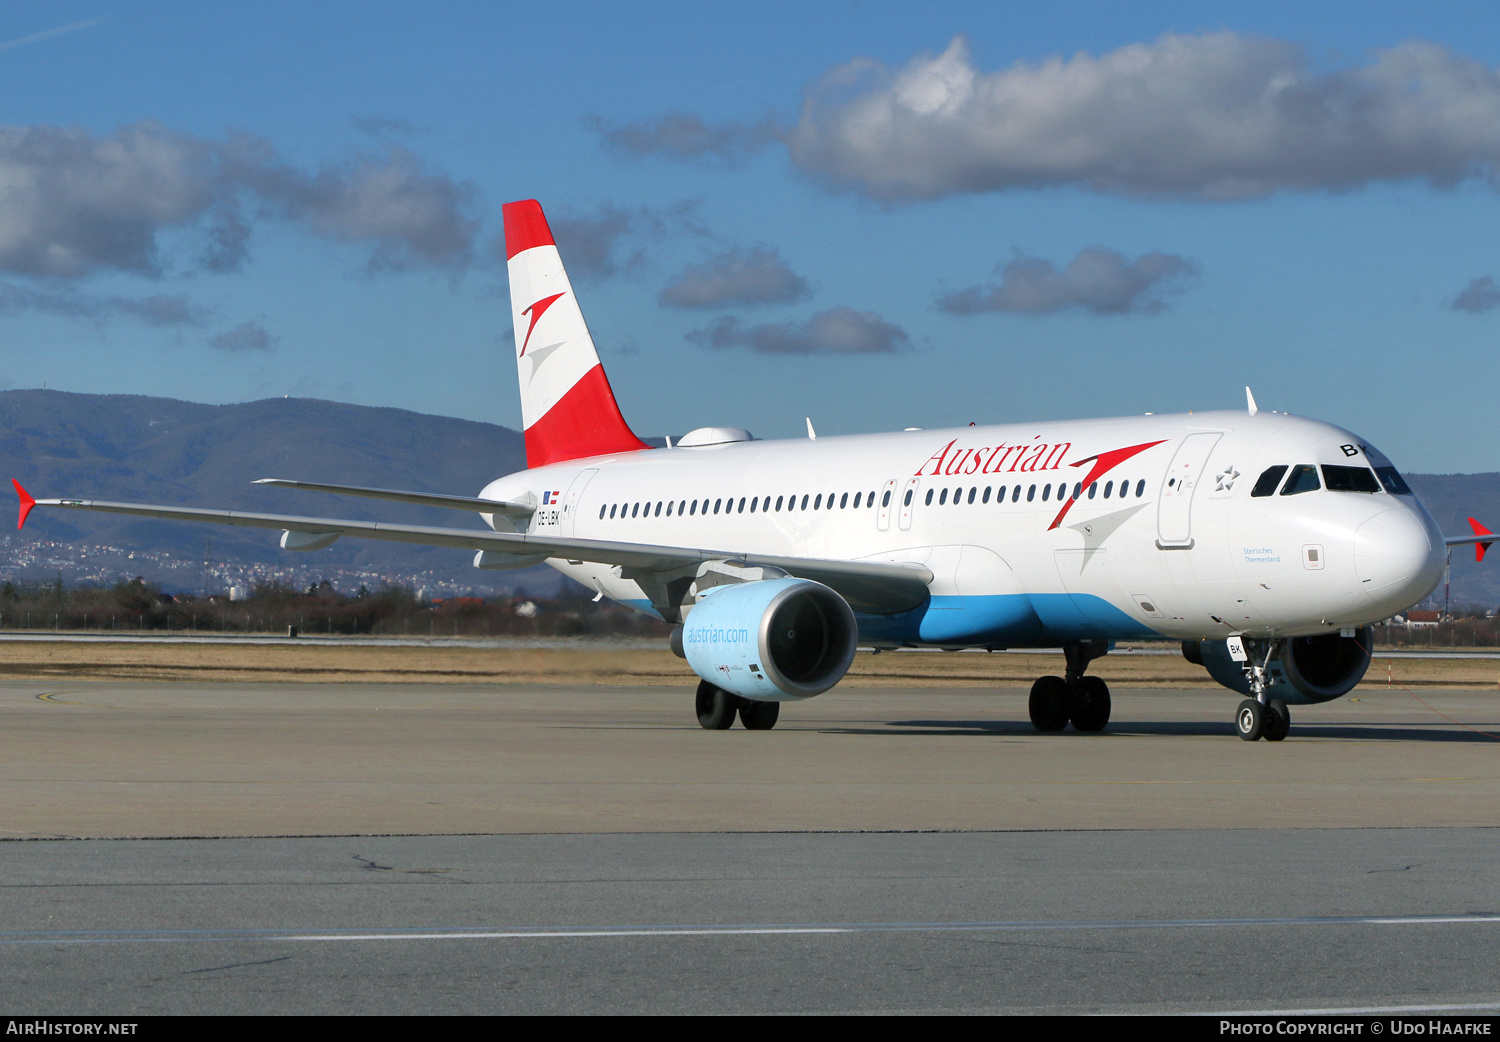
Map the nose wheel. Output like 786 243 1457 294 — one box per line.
1236 697 1289 742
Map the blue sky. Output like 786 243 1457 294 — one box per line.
2 1 1498 471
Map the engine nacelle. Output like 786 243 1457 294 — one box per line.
1190 627 1374 705
678 578 857 702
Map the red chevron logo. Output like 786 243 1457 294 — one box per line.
519 292 565 357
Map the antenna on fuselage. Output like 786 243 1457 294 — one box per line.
1246 387 1259 416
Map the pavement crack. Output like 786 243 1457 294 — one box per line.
182 955 293 975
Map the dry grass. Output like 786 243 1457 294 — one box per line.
2 639 1498 689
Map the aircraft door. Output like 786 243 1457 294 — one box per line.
876 478 897 532
1156 433 1221 549
562 468 598 537
898 477 920 531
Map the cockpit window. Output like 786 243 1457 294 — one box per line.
1321 465 1381 494
1280 464 1321 496
1250 465 1288 498
1374 466 1412 495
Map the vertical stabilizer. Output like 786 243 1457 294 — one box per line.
502 199 649 468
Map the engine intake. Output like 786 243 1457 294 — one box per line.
678 578 857 701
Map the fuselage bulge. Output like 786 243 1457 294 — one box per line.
480 411 1445 650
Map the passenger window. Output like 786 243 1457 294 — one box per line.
749 497 757 513
1012 486 1021 502
853 492 862 508
940 488 949 505
814 494 822 510
1375 466 1412 495
598 505 606 520
982 487 991 504
1027 484 1036 502
776 496 784 511
714 499 722 514
840 493 848 509
631 503 640 518
1280 464 1321 496
903 489 913 506
868 491 876 507
689 500 697 516
738 497 746 513
967 487 976 504
1103 480 1113 498
1135 479 1145 497
925 489 934 506
1041 484 1050 502
1250 465 1288 498
678 500 686 515
800 494 809 510
1088 482 1097 499
667 501 674 516
654 502 662 517
1322 465 1381 494
882 490 892 507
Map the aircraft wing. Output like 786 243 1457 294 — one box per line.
12 484 932 614
251 478 535 518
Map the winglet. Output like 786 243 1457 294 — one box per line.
13 479 35 530
1468 517 1494 562
1246 386 1258 416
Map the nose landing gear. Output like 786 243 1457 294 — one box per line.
1028 640 1112 733
1237 639 1290 742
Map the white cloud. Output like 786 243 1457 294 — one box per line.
1451 276 1500 314
0 122 479 279
659 247 810 308
939 248 1196 316
687 306 908 354
785 34 1500 201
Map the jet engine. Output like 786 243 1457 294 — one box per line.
1187 627 1374 704
674 578 857 701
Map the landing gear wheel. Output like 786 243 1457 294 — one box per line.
1070 676 1111 732
1029 675 1071 732
1236 699 1265 741
695 680 739 730
1263 699 1290 742
739 699 780 730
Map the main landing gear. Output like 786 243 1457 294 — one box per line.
1028 640 1112 733
695 679 780 730
1236 638 1289 742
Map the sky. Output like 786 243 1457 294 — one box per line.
2 0 1498 471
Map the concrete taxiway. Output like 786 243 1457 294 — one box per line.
1 679 1497 1013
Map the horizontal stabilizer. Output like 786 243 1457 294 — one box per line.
253 479 533 517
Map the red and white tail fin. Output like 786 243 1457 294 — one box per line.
502 199 648 469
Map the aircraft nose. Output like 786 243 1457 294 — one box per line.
1354 508 1444 609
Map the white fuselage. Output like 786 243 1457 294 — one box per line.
480 410 1446 648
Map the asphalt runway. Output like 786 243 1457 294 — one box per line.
2 830 1498 1015
1 679 1498 1014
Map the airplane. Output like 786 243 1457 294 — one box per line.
11 199 1494 742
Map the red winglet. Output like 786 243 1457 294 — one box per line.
12 479 35 530
1468 517 1494 562
502 199 555 260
